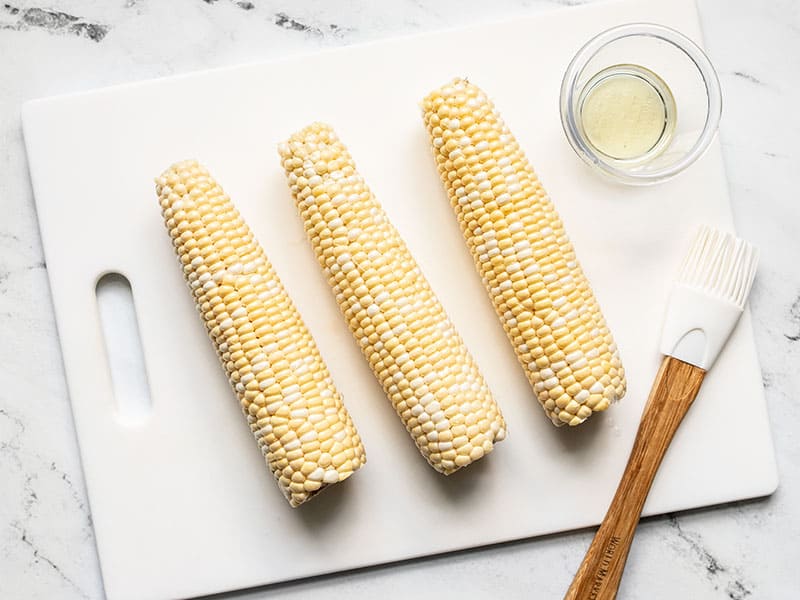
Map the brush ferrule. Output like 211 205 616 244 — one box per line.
660 283 743 370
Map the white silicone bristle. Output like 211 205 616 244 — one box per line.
677 226 759 309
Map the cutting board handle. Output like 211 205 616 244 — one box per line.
96 271 153 424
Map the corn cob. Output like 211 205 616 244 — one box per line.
155 160 366 507
278 123 506 474
421 79 625 426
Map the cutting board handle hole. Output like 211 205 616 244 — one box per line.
96 273 153 426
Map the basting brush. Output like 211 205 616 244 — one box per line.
565 226 759 600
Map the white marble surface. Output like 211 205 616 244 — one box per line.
0 1 797 598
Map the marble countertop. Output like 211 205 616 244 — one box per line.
1 1 797 598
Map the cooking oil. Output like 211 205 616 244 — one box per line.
578 64 676 162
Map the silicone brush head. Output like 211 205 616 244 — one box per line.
660 226 759 370
677 226 759 309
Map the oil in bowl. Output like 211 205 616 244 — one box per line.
559 23 722 185
578 65 676 163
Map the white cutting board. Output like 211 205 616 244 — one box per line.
22 0 778 598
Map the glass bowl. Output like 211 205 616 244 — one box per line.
560 23 722 185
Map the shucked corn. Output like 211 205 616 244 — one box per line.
156 160 365 507
278 123 506 474
422 79 626 426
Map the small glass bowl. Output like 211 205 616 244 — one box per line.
560 23 722 185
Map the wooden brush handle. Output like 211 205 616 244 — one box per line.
565 356 706 600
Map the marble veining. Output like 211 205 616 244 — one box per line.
665 515 753 600
784 293 800 342
732 71 764 86
202 0 255 10
0 3 108 41
1 1 798 599
272 12 348 37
